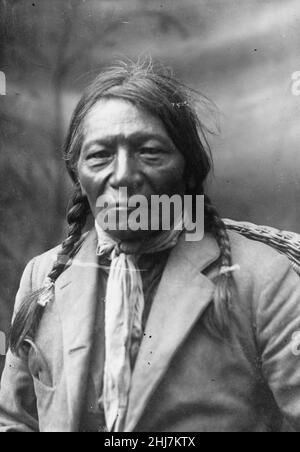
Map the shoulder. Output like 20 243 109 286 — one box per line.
219 231 300 341
228 229 289 267
24 232 90 291
226 230 298 296
228 229 293 271
26 244 62 291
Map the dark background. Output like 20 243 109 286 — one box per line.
1 0 300 373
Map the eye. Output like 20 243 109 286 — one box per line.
86 150 114 163
139 147 165 158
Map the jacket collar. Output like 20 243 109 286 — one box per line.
55 229 220 431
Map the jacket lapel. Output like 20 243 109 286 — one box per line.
55 229 100 432
124 233 220 431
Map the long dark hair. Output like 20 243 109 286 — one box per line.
10 58 233 353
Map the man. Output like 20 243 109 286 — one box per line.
0 59 300 432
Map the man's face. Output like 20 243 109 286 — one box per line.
77 98 186 240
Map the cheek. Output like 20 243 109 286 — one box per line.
151 156 186 195
77 163 105 204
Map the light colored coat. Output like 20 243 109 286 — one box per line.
0 229 300 432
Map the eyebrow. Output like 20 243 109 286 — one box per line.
82 132 175 154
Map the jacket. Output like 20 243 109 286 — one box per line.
0 229 300 432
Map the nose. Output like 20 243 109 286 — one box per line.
109 148 143 193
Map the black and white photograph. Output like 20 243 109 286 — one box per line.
0 0 300 435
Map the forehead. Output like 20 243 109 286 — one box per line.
83 98 169 141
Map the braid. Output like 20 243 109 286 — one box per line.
204 195 234 337
10 186 91 355
47 187 91 282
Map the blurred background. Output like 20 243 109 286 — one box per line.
1 0 300 373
